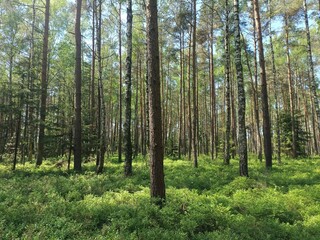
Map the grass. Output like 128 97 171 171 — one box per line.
0 155 320 239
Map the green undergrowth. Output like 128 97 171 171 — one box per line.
0 156 320 239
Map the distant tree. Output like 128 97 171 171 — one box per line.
146 0 166 204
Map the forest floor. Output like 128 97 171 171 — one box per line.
0 155 320 239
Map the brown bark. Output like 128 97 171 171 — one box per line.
192 0 198 168
304 0 320 154
74 0 82 171
118 2 123 163
146 0 165 203
253 0 272 168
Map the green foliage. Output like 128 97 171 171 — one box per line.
279 111 310 157
1 157 320 239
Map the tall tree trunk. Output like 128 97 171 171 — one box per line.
124 0 133 176
178 31 183 159
253 0 272 168
187 27 192 161
209 24 216 160
192 0 198 168
268 0 281 163
24 0 36 163
284 13 297 158
304 0 320 155
96 0 106 174
36 0 50 167
234 0 248 177
74 0 82 171
252 12 262 161
224 0 231 165
146 0 165 204
118 2 123 163
91 0 97 165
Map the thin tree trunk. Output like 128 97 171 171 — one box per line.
124 0 133 176
187 27 192 161
74 0 82 171
146 0 166 204
253 0 272 168
118 2 123 163
252 10 262 161
224 0 231 165
192 0 198 168
304 0 320 155
36 0 50 167
96 0 106 174
268 0 281 163
234 0 248 177
91 0 97 165
284 13 297 158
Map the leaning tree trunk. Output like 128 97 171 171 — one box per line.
74 0 82 171
146 0 166 204
234 0 248 177
253 0 272 168
124 0 133 176
36 0 50 167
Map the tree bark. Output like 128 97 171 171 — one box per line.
146 0 165 204
74 0 82 171
36 0 50 167
118 2 123 163
234 0 248 177
268 0 281 163
224 0 231 165
253 0 272 168
192 0 198 168
303 0 320 155
124 0 133 176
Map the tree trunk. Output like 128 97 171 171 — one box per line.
91 0 97 165
192 0 198 168
224 0 231 165
234 0 248 177
74 0 82 171
253 0 272 168
118 2 123 163
304 0 320 155
284 13 297 158
268 0 281 163
124 0 133 176
252 12 262 162
36 0 50 167
146 0 165 204
96 0 106 174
